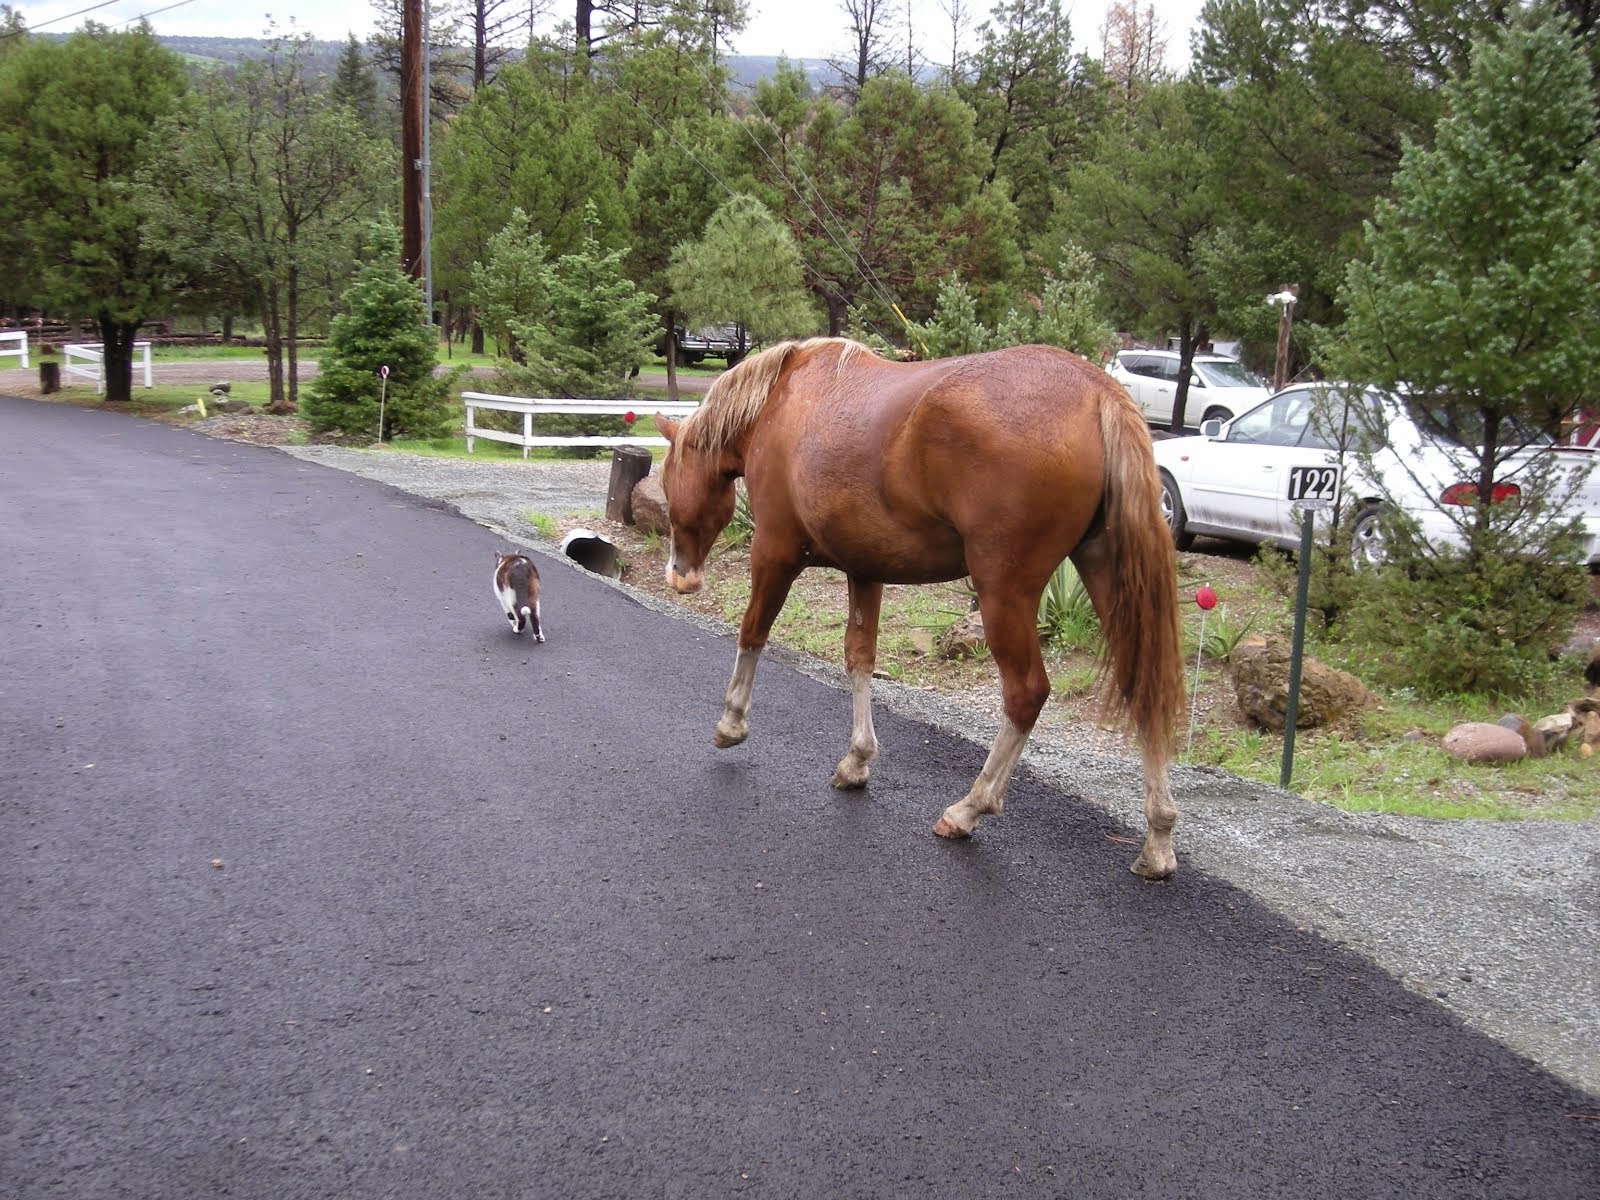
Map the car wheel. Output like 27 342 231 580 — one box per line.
1159 471 1195 551
1201 405 1233 425
723 350 746 368
1350 504 1388 568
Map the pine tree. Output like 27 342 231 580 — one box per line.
1326 12 1600 694
302 225 461 439
666 195 819 349
501 202 659 399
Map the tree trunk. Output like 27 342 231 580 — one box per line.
262 288 289 413
285 260 301 411
1169 321 1205 434
98 315 139 403
471 313 485 355
575 0 594 61
826 295 846 337
663 309 679 402
222 313 235 342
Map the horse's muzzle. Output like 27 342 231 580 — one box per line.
667 565 704 594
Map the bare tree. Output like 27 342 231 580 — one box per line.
465 0 551 86
936 0 971 85
1100 1 1166 95
832 0 902 95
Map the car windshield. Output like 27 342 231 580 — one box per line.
1195 360 1267 389
1400 397 1559 450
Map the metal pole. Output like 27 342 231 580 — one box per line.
1279 508 1315 788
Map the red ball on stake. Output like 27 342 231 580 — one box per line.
1195 586 1217 611
624 410 636 424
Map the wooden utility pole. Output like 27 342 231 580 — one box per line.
1270 284 1299 392
400 0 425 282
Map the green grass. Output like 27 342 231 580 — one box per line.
1188 684 1599 820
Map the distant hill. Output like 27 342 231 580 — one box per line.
40 30 837 100
136 35 832 91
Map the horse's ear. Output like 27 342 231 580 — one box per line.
654 414 680 443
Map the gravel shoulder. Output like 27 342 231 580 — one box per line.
275 444 1600 1101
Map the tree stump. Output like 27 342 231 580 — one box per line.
39 361 60 394
606 446 653 525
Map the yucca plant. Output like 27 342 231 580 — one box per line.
715 482 755 551
1038 559 1100 649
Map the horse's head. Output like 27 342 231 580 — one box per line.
654 414 738 594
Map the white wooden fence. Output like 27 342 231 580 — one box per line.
462 392 699 456
62 342 153 395
0 330 27 369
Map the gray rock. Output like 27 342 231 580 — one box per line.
1496 712 1546 758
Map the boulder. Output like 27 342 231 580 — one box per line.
1496 713 1546 758
936 612 988 661
630 474 671 537
1442 722 1528 764
1229 634 1375 731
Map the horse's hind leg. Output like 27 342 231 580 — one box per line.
933 587 1049 838
714 555 800 748
1071 539 1179 880
831 576 882 789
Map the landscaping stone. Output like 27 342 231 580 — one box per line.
630 474 670 536
936 612 987 660
1229 634 1375 731
1442 722 1528 764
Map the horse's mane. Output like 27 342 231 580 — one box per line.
682 337 874 454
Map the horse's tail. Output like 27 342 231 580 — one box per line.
1094 392 1184 761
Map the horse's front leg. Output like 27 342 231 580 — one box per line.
831 576 883 789
713 552 801 749
933 586 1049 838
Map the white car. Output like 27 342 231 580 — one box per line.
1108 349 1271 428
1151 383 1600 566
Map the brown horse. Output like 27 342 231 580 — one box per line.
653 337 1185 878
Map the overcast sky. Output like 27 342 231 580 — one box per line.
15 0 1207 69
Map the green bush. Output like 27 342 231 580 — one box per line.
1338 533 1588 697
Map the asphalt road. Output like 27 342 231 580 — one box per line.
3 395 1597 1199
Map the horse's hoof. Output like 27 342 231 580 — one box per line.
932 816 971 839
830 760 869 789
712 726 748 749
1129 851 1177 880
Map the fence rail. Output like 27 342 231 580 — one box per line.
462 392 700 457
0 330 27 369
62 342 154 395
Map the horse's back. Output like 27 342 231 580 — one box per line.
878 345 1129 519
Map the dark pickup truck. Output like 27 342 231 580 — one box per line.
660 324 750 368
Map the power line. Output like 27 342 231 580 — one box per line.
118 0 203 27
1 0 122 38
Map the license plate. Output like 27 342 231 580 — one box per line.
1287 465 1339 503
